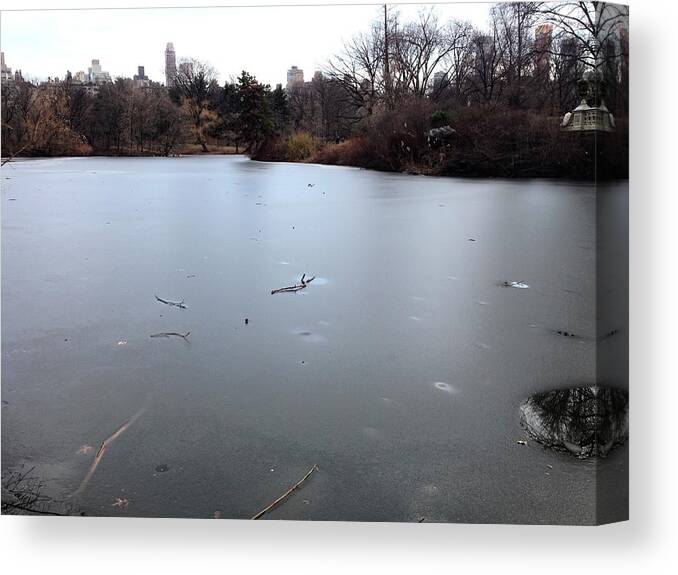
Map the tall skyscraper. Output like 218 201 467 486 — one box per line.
87 59 111 84
432 71 447 89
1 52 12 83
286 65 304 90
89 59 101 76
134 65 150 87
534 24 554 78
165 42 177 87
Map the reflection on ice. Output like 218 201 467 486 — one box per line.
520 386 628 458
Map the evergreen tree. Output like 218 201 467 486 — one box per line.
270 83 290 134
235 71 273 152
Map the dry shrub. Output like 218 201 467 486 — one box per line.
312 138 370 166
259 100 628 180
359 98 434 171
313 98 434 172
279 132 316 161
437 104 627 179
252 132 317 162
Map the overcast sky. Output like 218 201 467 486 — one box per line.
0 2 494 87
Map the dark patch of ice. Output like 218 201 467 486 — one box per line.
520 386 628 458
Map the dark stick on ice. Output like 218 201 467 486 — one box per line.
251 464 319 520
155 295 187 309
150 331 190 340
271 274 316 295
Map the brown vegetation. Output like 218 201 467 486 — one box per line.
309 103 626 180
256 2 628 180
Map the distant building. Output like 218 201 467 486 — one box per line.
432 71 447 89
1 52 13 83
473 34 493 59
286 65 304 90
133 65 150 87
87 59 112 84
534 24 554 78
165 42 177 87
74 70 87 83
87 59 99 80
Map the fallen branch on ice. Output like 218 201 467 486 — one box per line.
271 274 316 295
251 464 318 519
155 295 187 309
70 405 148 498
150 331 190 340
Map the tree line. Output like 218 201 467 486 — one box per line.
1 63 287 158
262 1 628 179
1 2 628 178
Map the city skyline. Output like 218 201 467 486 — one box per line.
0 3 491 87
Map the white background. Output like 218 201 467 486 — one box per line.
1 1 676 573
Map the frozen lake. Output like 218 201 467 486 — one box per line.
1 156 626 523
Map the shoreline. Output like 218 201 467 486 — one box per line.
1 153 629 184
248 156 630 184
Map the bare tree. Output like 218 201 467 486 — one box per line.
151 88 187 155
431 19 475 104
539 2 627 70
467 23 506 104
172 58 218 151
324 20 385 118
310 74 355 141
130 86 153 152
550 35 585 112
1 80 37 162
538 2 628 114
390 8 459 98
493 2 543 107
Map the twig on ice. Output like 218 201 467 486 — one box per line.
271 274 316 295
150 331 190 340
251 464 319 519
155 295 187 309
